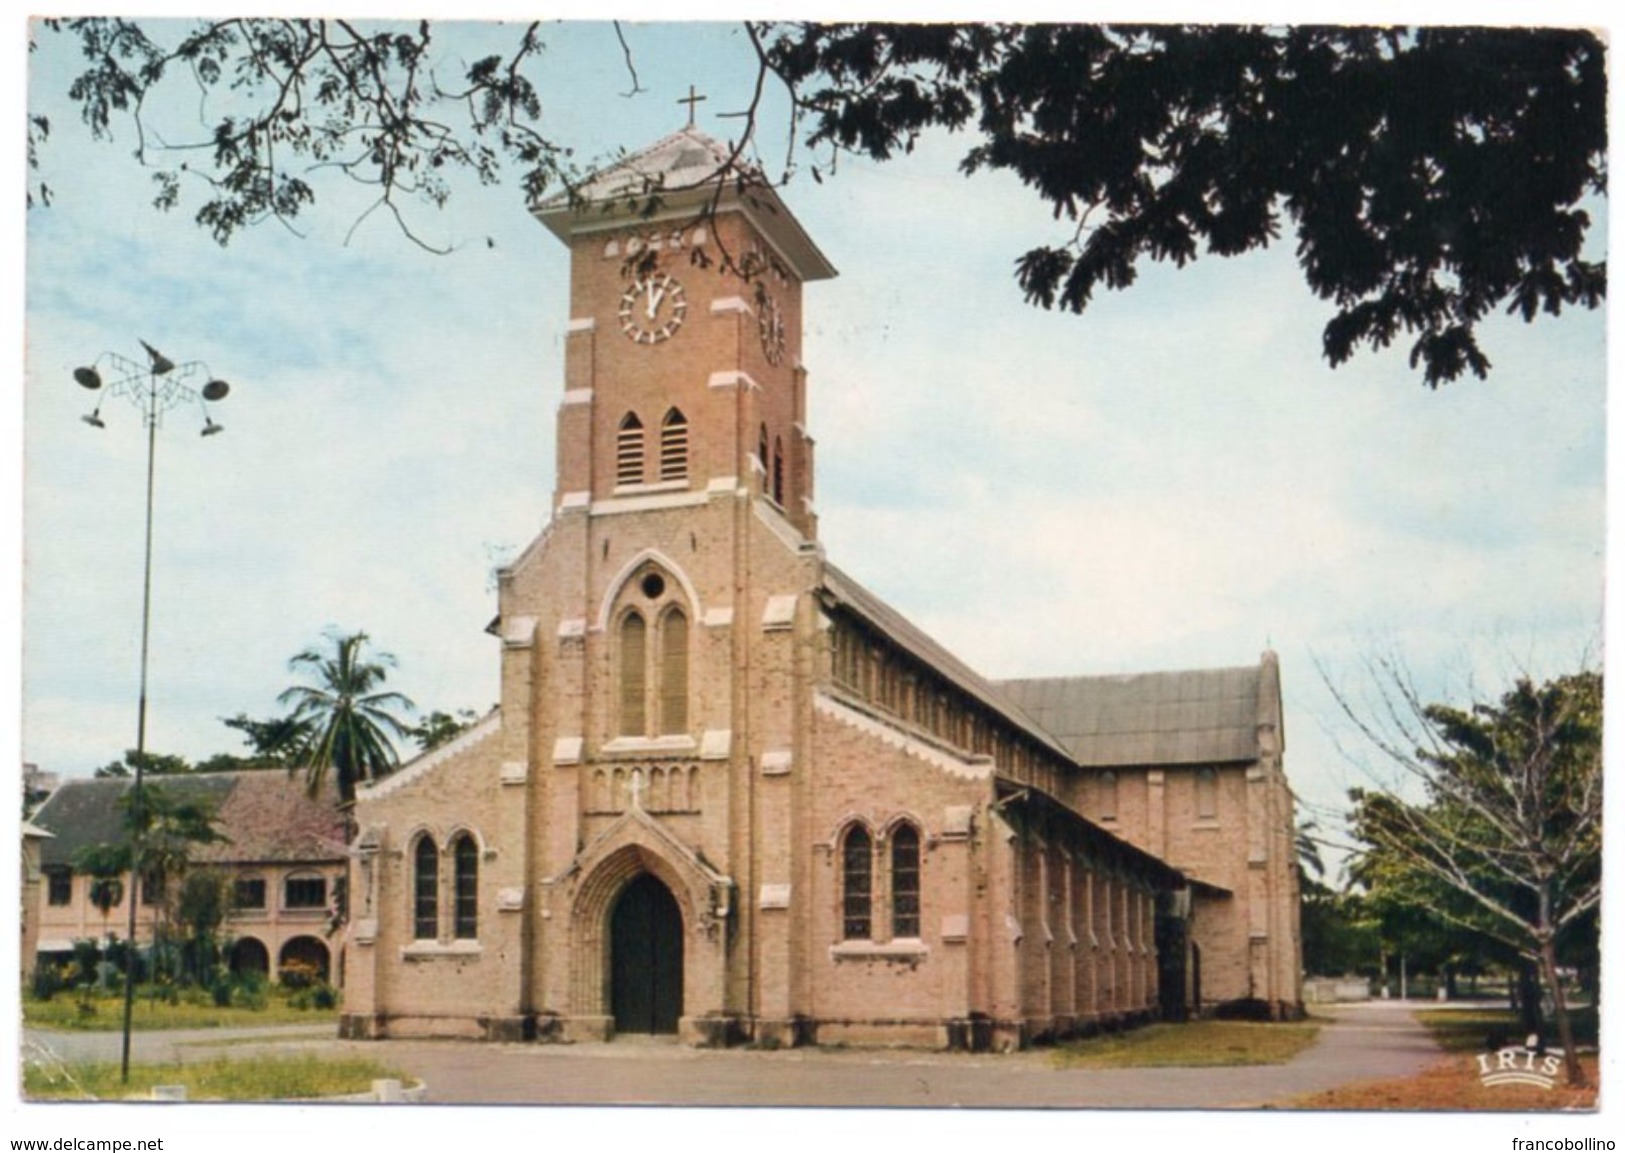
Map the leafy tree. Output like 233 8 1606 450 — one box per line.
129 785 229 981
93 749 193 779
72 842 129 941
70 783 226 985
1338 667 1601 1086
220 712 318 766
30 21 1605 386
1299 877 1381 979
764 24 1605 387
277 631 416 807
407 708 481 753
174 869 232 984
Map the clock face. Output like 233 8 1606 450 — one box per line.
758 293 786 365
619 274 687 344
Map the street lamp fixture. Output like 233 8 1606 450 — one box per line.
72 340 231 1083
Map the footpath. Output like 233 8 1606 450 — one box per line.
22 1000 1442 1108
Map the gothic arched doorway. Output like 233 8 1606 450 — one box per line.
610 873 684 1034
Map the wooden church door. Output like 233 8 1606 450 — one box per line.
610 873 684 1034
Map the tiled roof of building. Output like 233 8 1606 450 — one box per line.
999 666 1264 767
531 125 837 282
537 125 743 208
31 771 345 870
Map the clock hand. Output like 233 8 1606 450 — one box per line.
646 281 665 319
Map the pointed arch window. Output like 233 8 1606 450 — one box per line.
758 423 770 493
659 408 688 483
616 413 645 487
772 436 785 505
891 823 921 938
619 611 647 736
841 825 873 940
659 607 689 734
413 835 439 941
453 834 479 939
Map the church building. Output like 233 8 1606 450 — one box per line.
338 124 1302 1049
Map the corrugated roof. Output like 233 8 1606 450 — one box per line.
32 772 344 869
819 563 1074 764
999 667 1263 767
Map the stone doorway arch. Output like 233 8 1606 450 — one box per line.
610 872 684 1034
555 809 733 1043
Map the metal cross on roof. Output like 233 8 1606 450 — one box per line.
678 85 707 127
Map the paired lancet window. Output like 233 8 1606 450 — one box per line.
617 584 690 738
840 820 923 941
616 409 688 488
412 831 480 942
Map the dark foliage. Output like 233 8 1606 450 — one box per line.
763 24 1606 386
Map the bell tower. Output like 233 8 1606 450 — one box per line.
532 126 837 539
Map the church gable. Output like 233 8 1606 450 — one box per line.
358 709 503 801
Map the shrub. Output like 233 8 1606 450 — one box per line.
310 983 338 1011
278 959 320 992
210 978 234 1008
31 963 66 1001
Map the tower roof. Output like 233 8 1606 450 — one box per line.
532 125 836 282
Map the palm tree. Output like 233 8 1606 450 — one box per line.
278 631 416 808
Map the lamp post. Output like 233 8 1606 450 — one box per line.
74 341 230 1083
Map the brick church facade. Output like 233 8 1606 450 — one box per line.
339 126 1302 1049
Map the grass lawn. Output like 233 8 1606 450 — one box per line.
22 990 338 1032
1277 1054 1599 1111
1415 1005 1599 1053
25 1053 406 1102
1052 1019 1320 1069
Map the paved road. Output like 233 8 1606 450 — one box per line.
24 1001 1443 1108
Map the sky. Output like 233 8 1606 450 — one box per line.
6 6 1618 1146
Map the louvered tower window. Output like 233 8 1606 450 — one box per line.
660 408 688 482
616 413 645 486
